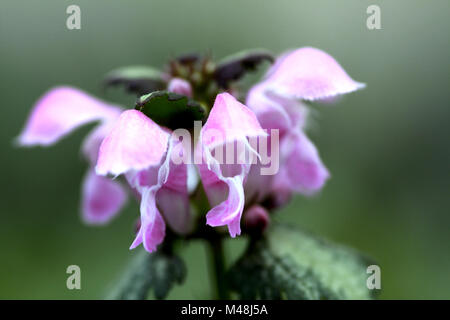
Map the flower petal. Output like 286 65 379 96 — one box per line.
246 83 308 135
96 110 170 176
128 139 192 251
156 150 192 235
197 162 228 207
205 174 245 237
201 92 266 149
246 83 292 133
276 130 330 195
243 161 274 204
81 169 127 225
130 187 166 252
17 86 121 146
265 47 365 101
157 186 191 235
199 94 266 236
81 122 116 165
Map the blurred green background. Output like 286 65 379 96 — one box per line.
0 0 449 299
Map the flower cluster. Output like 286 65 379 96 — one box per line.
17 47 364 252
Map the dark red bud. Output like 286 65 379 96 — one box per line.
243 205 270 234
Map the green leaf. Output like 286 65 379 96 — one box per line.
136 90 205 130
104 66 166 95
214 49 274 89
228 223 377 300
108 249 186 300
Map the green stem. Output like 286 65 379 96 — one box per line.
208 236 230 299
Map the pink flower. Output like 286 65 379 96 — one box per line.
18 47 365 253
197 93 267 237
18 87 266 252
246 47 365 200
95 92 266 245
16 87 128 224
95 109 193 252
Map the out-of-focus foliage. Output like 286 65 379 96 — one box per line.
104 66 166 96
109 249 186 300
229 223 376 299
213 49 274 89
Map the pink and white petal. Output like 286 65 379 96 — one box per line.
163 155 188 193
81 169 127 225
277 130 330 195
246 83 292 134
246 83 309 135
96 110 170 176
157 187 192 234
243 162 274 204
242 132 281 205
263 49 294 80
125 165 160 192
130 187 166 252
81 121 118 165
198 94 267 236
129 139 191 251
265 92 309 129
156 155 192 235
197 162 228 207
199 146 251 237
201 92 267 149
266 47 365 101
17 86 121 146
197 140 250 205
205 175 245 237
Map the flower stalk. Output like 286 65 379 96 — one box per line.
208 235 230 300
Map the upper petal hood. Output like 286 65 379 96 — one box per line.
17 86 121 146
96 110 170 176
263 47 365 101
201 92 267 149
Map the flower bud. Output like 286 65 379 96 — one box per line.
167 77 192 97
243 205 270 234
